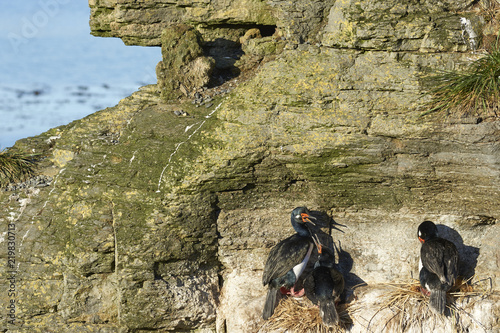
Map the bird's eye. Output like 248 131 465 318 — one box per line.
295 214 301 219
418 231 421 237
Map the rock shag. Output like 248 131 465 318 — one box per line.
418 220 459 315
304 242 345 327
262 207 320 320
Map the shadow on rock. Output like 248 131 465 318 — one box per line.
309 210 346 236
334 240 366 302
436 224 480 280
204 37 243 87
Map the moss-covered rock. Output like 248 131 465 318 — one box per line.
156 24 215 100
0 87 225 332
89 0 277 46
2 1 499 332
322 0 483 52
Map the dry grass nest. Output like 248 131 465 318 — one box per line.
259 297 353 333
364 276 495 333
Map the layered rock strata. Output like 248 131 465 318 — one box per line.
0 0 499 332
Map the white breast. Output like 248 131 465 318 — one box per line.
292 243 314 279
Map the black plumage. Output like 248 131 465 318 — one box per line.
262 207 318 320
418 220 459 314
305 245 344 326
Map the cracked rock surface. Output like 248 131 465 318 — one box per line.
1 0 499 332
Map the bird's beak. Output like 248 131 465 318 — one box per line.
311 233 323 254
418 237 425 243
301 213 316 225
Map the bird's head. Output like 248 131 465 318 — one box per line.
417 220 438 243
291 206 316 226
315 246 335 268
290 206 317 236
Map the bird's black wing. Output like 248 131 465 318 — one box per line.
330 267 345 299
443 241 459 284
304 271 318 304
262 234 311 286
421 238 458 284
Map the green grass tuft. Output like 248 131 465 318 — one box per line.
424 44 500 117
0 149 39 187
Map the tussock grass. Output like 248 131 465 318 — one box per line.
366 277 494 333
0 149 38 186
424 44 500 118
259 297 352 333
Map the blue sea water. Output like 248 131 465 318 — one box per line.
0 1 161 149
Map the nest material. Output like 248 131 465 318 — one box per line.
259 297 352 333
365 276 494 333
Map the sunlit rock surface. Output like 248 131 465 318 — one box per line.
0 0 499 332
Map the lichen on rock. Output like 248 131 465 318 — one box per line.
1 0 499 332
156 24 215 100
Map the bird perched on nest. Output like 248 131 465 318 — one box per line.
418 220 459 314
304 240 345 327
262 207 321 320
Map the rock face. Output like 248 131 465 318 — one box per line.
156 24 215 100
322 0 483 51
1 0 499 332
88 0 324 45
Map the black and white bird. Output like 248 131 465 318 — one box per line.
418 220 459 314
262 207 320 320
304 241 344 327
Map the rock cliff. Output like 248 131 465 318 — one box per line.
1 0 499 332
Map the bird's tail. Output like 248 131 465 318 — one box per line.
429 290 447 314
263 288 282 320
319 300 339 327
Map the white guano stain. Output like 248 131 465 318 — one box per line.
460 17 477 52
156 100 224 193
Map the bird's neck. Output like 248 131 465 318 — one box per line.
291 219 310 237
424 235 438 242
